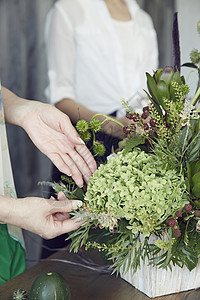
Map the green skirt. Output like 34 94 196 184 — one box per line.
0 224 26 285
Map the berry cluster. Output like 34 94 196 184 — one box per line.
123 104 157 139
167 203 200 238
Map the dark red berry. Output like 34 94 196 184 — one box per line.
174 228 181 237
167 218 176 227
150 103 155 108
195 210 200 217
143 123 149 130
141 111 149 119
184 204 193 213
126 112 133 119
143 106 150 112
166 122 170 128
132 113 140 122
130 124 136 131
123 126 128 135
150 119 156 127
175 210 183 218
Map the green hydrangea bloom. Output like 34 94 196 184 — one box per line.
85 148 188 237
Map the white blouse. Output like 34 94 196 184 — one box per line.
45 0 158 116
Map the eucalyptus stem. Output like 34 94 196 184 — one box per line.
91 113 124 128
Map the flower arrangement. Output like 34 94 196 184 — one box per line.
52 21 200 276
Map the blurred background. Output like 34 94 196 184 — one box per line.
0 0 199 268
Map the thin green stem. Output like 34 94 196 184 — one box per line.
185 69 197 85
191 85 200 106
181 124 190 159
181 131 200 159
91 113 124 128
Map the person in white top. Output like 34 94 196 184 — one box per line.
42 0 159 258
45 0 158 137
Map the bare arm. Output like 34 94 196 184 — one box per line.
56 97 131 138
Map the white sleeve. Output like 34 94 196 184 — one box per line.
45 3 75 104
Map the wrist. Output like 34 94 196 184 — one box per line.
7 98 36 128
0 195 17 224
2 86 40 128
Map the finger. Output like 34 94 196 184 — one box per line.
49 198 83 214
51 193 70 220
59 115 86 145
48 152 73 176
58 217 85 234
67 150 93 184
60 153 84 187
49 150 85 187
57 191 67 201
75 144 97 174
54 212 70 221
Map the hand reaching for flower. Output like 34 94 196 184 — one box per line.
2 87 97 187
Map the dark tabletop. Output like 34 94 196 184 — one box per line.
0 248 199 300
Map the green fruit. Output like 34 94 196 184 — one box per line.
30 272 71 300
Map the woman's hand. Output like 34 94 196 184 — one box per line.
2 86 97 187
4 192 84 239
21 101 97 186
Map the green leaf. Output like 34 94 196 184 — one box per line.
191 172 200 187
187 141 200 163
153 68 163 83
182 62 198 69
195 118 200 134
172 70 182 85
144 90 163 116
190 159 200 177
180 247 198 271
186 161 192 185
157 80 170 109
146 72 160 104
71 187 85 200
192 183 200 198
124 136 146 153
194 200 200 209
169 84 176 101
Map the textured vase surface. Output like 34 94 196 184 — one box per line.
120 234 200 298
120 258 200 298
